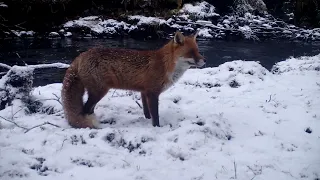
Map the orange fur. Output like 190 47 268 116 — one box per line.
61 31 205 128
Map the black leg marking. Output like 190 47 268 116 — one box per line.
146 92 160 127
141 92 151 119
83 90 108 115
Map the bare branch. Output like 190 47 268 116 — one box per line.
52 93 62 105
26 63 69 69
24 121 60 133
0 63 11 70
16 52 21 58
0 115 28 130
12 107 25 118
57 137 68 151
135 100 142 109
111 90 117 97
0 62 70 71
267 94 272 102
233 160 237 179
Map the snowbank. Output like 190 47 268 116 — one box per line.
58 1 320 41
5 1 320 41
0 2 7 8
179 1 219 19
1 54 319 180
63 16 131 35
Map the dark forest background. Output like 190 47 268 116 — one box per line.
0 0 319 36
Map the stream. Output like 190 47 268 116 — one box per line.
1 38 320 86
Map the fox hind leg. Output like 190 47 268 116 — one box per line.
82 89 109 129
83 89 109 115
146 92 160 127
141 92 151 119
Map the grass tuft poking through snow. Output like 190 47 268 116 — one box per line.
0 55 320 180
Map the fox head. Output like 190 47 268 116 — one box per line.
173 31 206 68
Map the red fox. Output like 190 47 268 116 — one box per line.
61 31 205 128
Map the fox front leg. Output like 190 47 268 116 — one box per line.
141 92 151 119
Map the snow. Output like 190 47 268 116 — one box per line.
64 16 131 34
0 2 7 8
235 0 267 15
180 1 219 18
1 54 320 179
239 25 258 40
128 15 167 26
49 32 59 37
58 1 320 41
222 19 231 24
64 32 72 37
197 28 213 38
11 30 35 37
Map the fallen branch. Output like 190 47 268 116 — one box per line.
24 121 61 133
0 116 61 133
0 115 28 130
58 138 68 151
52 93 62 105
0 62 69 72
0 110 60 133
0 63 12 70
233 160 237 179
135 100 142 109
25 63 70 69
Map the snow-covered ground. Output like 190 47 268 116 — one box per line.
1 54 319 180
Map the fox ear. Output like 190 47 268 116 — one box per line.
174 31 185 45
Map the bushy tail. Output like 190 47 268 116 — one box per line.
61 62 100 129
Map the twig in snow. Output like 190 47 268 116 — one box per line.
0 106 60 132
0 107 27 129
111 90 117 97
247 165 263 180
24 121 60 133
135 100 142 109
58 138 68 151
52 93 62 105
0 115 28 130
233 160 237 179
266 94 272 102
12 107 24 118
122 159 130 167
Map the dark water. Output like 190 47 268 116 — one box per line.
0 38 320 86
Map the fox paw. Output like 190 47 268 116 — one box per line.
144 114 151 119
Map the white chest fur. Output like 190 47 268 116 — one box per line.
162 57 193 92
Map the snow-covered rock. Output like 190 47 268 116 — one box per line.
11 30 35 37
7 1 320 42
0 2 7 8
64 16 131 35
179 1 220 19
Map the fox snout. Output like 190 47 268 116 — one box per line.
195 54 206 67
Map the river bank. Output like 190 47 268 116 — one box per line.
1 1 320 42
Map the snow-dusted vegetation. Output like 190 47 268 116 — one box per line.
1 54 319 180
8 1 320 41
